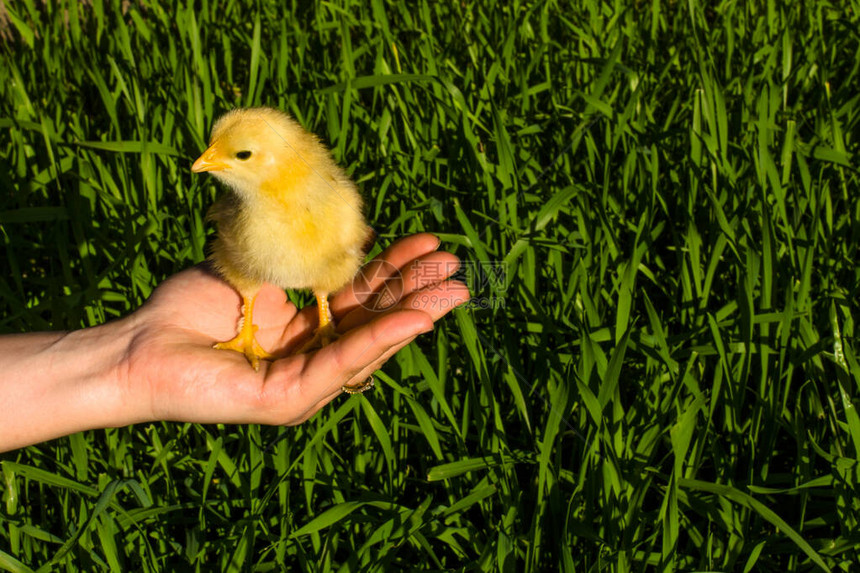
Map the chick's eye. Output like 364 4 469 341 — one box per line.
235 150 252 160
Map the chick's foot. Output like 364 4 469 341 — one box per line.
296 291 339 354
214 294 274 371
297 322 339 354
214 323 275 371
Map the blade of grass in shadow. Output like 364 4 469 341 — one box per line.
679 478 832 573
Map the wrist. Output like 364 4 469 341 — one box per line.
0 316 141 452
59 316 143 428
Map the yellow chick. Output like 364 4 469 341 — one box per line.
191 107 372 371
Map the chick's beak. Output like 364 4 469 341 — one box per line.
191 145 229 173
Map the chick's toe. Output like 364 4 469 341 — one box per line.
214 294 275 371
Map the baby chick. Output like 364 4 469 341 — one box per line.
191 107 372 371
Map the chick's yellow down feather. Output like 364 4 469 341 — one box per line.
192 107 372 370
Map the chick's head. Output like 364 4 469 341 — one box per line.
192 108 312 198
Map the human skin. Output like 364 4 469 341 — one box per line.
0 233 469 452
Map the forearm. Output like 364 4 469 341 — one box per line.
0 318 139 452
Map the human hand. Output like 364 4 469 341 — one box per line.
123 233 469 427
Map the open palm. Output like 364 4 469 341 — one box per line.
122 234 468 426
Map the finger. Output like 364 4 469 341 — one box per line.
280 234 446 346
331 233 442 316
292 334 422 424
338 279 470 331
400 280 472 320
261 288 461 425
294 281 468 420
347 251 461 314
297 309 433 404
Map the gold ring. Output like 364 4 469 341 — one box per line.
342 374 374 394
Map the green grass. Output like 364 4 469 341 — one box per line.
1 0 859 570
